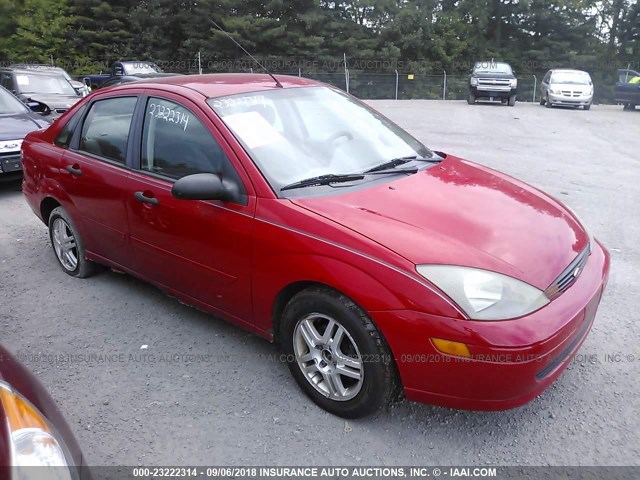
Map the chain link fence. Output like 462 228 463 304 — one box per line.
292 72 616 104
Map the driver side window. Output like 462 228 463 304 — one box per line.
141 97 237 182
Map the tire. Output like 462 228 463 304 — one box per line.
623 103 630 111
48 207 101 278
539 96 545 106
508 95 516 106
280 287 398 418
584 104 591 111
467 92 475 105
545 96 553 108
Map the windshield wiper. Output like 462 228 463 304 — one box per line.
281 173 365 191
364 155 441 173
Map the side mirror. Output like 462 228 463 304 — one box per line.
83 77 91 87
172 173 241 203
512 70 517 77
26 99 51 116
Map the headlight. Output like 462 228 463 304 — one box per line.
509 78 518 88
550 88 562 94
0 382 73 480
470 77 478 86
417 265 549 320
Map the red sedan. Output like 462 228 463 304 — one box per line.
21 74 610 418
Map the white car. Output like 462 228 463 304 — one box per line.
540 69 593 110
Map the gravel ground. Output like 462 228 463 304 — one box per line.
0 101 638 467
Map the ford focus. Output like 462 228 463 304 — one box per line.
21 74 610 418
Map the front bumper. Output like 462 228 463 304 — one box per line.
371 240 610 410
470 86 516 99
0 153 22 174
548 92 593 107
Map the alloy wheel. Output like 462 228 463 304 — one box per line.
293 313 364 401
51 217 78 272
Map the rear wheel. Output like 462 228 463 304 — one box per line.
48 207 101 278
280 287 398 418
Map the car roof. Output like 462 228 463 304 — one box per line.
125 73 322 98
0 67 68 77
550 69 590 75
475 61 511 66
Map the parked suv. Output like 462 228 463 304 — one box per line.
10 64 91 97
540 69 593 110
0 67 82 117
468 61 517 106
615 68 640 110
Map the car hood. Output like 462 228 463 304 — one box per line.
0 111 48 141
292 156 588 290
19 93 81 110
472 72 516 79
550 83 592 94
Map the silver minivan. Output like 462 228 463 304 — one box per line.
540 69 593 110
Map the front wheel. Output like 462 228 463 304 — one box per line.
280 287 398 418
48 207 101 278
584 104 591 110
508 95 516 106
467 92 475 105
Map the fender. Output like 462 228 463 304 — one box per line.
252 251 464 336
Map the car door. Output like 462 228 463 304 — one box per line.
58 94 140 268
617 69 640 103
541 71 551 98
125 92 256 322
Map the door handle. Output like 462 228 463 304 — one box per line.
134 191 159 205
65 164 82 176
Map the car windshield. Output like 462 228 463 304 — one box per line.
208 86 433 192
551 71 592 85
122 62 161 74
16 73 78 95
0 87 28 114
473 62 513 75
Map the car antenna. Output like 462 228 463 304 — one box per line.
210 19 283 88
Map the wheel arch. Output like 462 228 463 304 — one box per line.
271 280 338 345
40 196 62 225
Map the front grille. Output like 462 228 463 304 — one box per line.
560 91 582 97
478 78 511 87
544 244 591 299
0 153 22 173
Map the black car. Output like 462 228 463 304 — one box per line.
0 86 50 179
616 68 640 110
0 67 82 116
96 72 178 89
468 61 518 106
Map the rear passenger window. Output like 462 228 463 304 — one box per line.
79 97 137 164
141 97 233 180
55 106 86 148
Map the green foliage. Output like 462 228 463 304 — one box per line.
0 0 637 78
